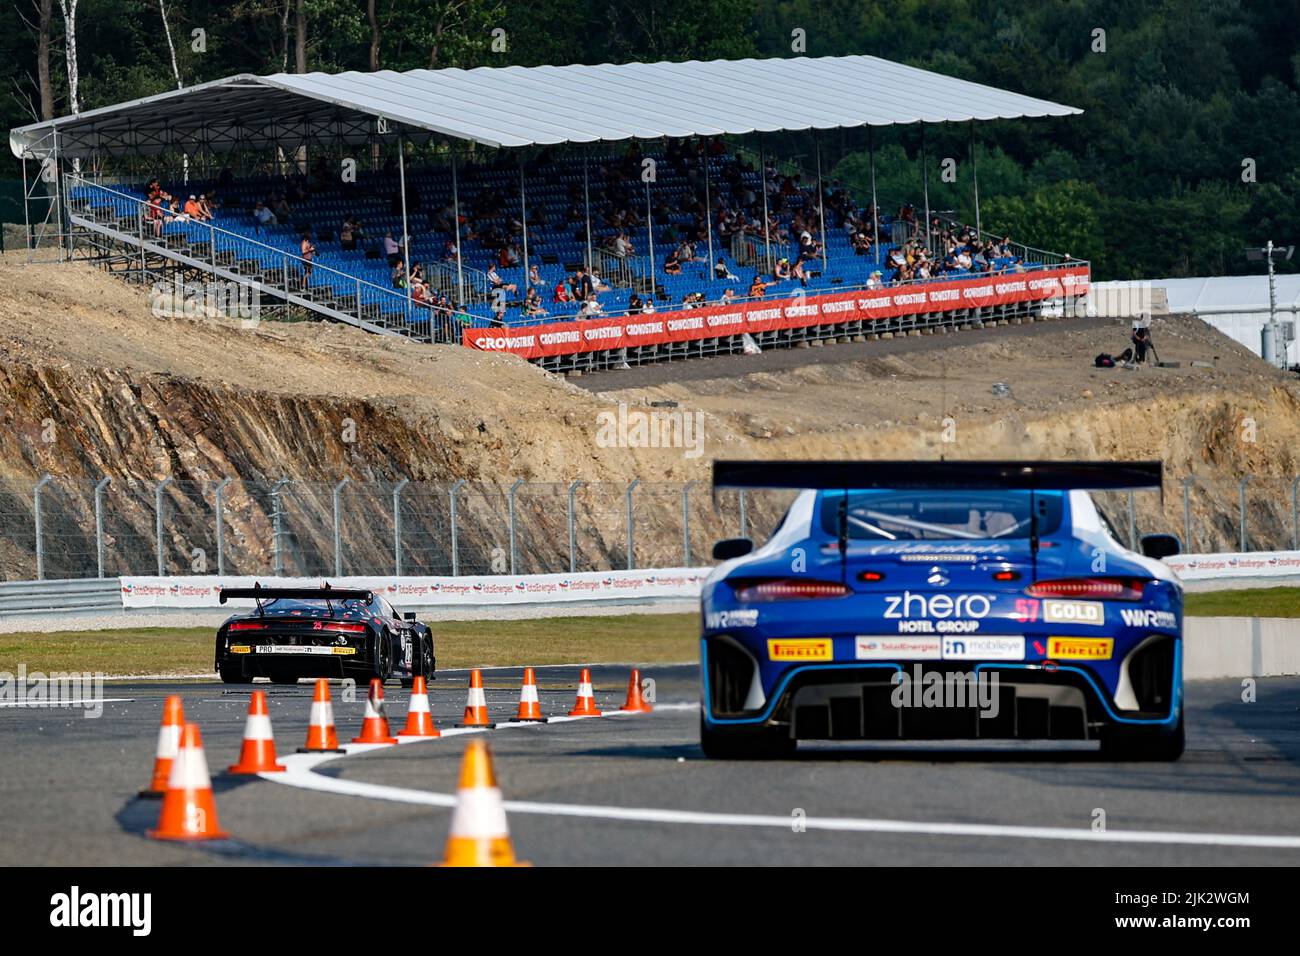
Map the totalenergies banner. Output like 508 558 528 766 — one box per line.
463 266 1091 359
119 568 711 609
1164 551 1300 582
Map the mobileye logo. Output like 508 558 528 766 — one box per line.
883 592 995 619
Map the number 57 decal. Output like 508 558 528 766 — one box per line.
1014 598 1040 623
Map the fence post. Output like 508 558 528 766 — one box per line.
739 489 749 539
332 478 350 577
93 476 111 578
392 478 409 576
270 478 290 575
1293 475 1300 551
214 478 233 576
449 479 466 576
1125 490 1137 550
33 474 53 580
154 477 174 576
567 480 584 573
682 480 696 566
1238 475 1251 553
625 479 641 570
1181 476 1196 554
508 479 525 574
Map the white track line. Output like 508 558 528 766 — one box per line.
258 703 1300 851
0 698 134 707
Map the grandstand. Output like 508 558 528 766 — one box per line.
11 56 1089 372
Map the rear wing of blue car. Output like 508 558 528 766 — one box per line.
712 460 1163 495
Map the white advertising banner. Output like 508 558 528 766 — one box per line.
119 569 711 609
1163 550 1300 581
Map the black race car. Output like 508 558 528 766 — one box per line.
214 584 435 686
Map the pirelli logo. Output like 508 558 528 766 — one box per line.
767 638 833 661
1047 637 1114 660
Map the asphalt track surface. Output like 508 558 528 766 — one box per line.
2 665 1299 866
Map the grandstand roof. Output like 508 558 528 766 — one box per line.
10 55 1081 160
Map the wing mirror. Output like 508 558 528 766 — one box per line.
403 611 417 621
1140 533 1181 560
712 537 754 561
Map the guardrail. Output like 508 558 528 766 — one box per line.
0 578 122 617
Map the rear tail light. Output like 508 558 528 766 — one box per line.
228 621 266 631
858 570 886 582
733 579 851 601
329 622 367 633
1025 577 1145 601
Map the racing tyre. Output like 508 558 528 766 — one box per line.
1099 713 1185 762
373 632 394 684
699 714 796 760
218 664 246 684
400 638 434 688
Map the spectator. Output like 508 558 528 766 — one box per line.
300 231 316 281
774 258 793 281
383 232 401 267
664 250 682 276
487 264 518 295
340 215 361 252
391 260 407 289
554 280 572 304
570 267 594 302
714 258 739 281
748 275 767 298
253 201 276 232
865 270 883 290
183 194 204 219
528 263 544 287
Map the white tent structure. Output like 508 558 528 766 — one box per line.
10 55 1080 158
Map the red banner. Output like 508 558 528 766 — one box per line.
463 266 1090 360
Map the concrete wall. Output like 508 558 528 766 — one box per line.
1185 617 1300 679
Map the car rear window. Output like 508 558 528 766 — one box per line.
819 490 1065 541
261 597 369 613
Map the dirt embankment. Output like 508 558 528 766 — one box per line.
1 252 1298 577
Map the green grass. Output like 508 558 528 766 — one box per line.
1183 587 1300 619
0 613 699 678
3 591 1292 678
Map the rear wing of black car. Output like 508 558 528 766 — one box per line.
218 584 374 605
712 460 1163 495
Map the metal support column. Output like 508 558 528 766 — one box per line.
920 125 931 252
397 138 412 322
1239 476 1252 552
332 478 350 577
449 478 466 576
681 481 696 566
759 137 772 273
508 478 525 574
702 149 715 278
451 149 465 305
567 480 585 573
969 120 982 237
155 477 174 576
520 159 530 298
815 133 828 271
583 153 594 273
270 478 290 575
393 478 409 575
214 477 232 576
625 479 640 570
33 475 53 580
94 476 111 578
869 126 880 252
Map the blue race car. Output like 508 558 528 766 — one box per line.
700 460 1184 761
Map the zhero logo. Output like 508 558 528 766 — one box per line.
884 591 993 632
1119 608 1179 630
705 609 759 629
1042 599 1105 626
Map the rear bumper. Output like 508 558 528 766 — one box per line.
701 636 1181 741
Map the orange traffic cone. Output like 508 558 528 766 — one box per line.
568 667 602 717
514 667 547 722
227 691 285 773
298 678 345 753
437 739 528 867
456 669 493 727
398 676 440 738
140 694 186 798
353 678 398 744
147 723 230 841
621 668 653 713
